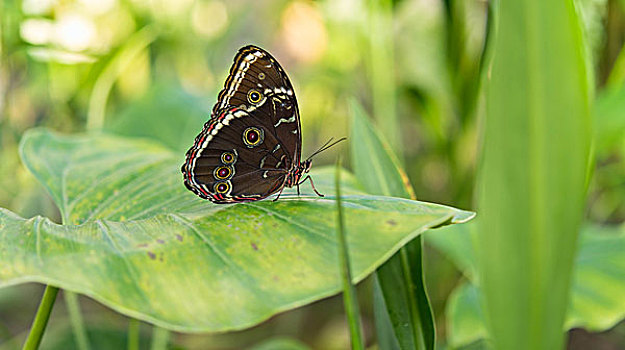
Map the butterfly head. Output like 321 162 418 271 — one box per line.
301 159 312 174
287 138 345 188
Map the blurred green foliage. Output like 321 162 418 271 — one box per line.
1 0 625 348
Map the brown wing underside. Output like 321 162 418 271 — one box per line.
182 45 303 202
184 109 290 200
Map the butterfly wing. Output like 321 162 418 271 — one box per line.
182 45 304 203
182 107 292 203
212 45 302 164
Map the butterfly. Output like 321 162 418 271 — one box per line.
181 45 342 203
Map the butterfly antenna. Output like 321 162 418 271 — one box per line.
306 137 347 161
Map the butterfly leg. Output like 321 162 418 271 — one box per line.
273 186 286 202
299 175 324 197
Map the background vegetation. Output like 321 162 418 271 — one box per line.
1 0 624 349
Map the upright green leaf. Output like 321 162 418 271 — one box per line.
431 223 625 347
350 101 414 199
372 281 401 350
0 129 475 333
367 0 400 153
350 101 463 349
477 0 591 348
445 282 487 348
593 83 625 153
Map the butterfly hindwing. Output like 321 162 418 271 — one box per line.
182 108 290 203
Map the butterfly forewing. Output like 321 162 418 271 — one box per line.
212 45 302 162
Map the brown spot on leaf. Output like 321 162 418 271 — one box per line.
251 242 258 251
273 275 280 282
147 251 156 260
387 219 397 226
159 253 164 262
157 239 165 244
137 243 148 248
175 234 183 242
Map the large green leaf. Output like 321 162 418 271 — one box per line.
478 0 591 349
427 223 625 347
0 129 474 333
350 100 435 350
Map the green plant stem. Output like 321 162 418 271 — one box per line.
335 161 365 350
64 292 90 350
127 319 140 350
23 285 59 350
150 327 169 350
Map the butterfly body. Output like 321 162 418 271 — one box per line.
181 45 317 203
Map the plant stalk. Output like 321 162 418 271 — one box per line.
150 327 169 350
64 292 90 350
23 286 59 350
127 318 140 350
335 161 365 350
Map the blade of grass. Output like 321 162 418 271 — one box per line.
477 0 591 349
350 101 434 350
335 159 365 350
23 285 59 350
